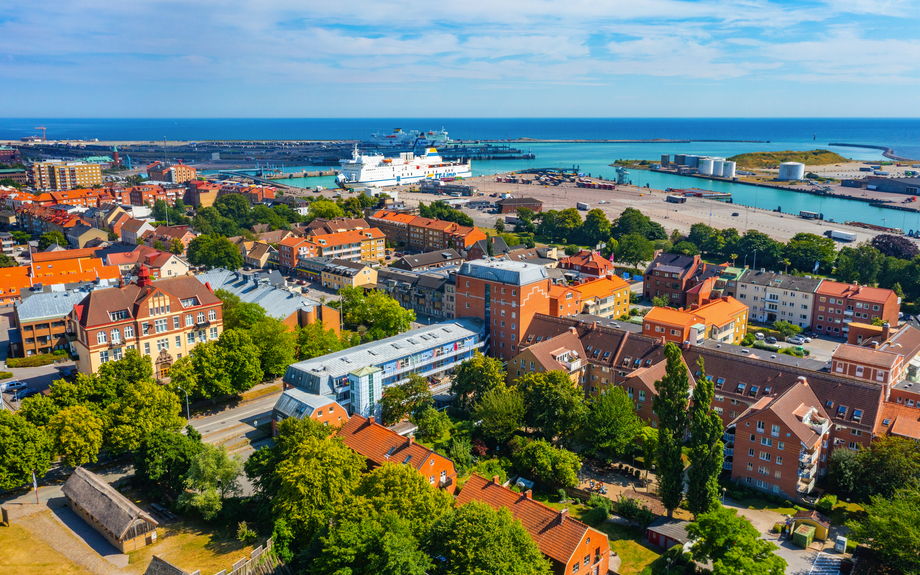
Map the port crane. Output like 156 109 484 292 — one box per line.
34 126 47 140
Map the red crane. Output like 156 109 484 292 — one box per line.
34 126 47 140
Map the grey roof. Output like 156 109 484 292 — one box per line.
457 259 548 286
299 256 336 270
571 313 642 333
196 268 323 320
62 467 157 540
647 517 690 543
469 237 510 255
273 388 340 420
395 249 462 269
283 318 485 395
16 289 90 322
646 252 698 275
738 269 823 292
326 259 370 277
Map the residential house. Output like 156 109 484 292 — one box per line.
549 285 583 318
338 415 458 493
559 251 615 279
457 474 610 575
645 518 691 551
813 281 900 337
66 223 109 248
465 236 513 261
143 225 195 252
391 249 463 272
322 259 377 290
69 267 224 377
257 229 292 244
0 231 15 254
271 389 349 435
62 467 158 553
508 326 586 385
120 218 155 245
735 270 821 328
244 242 276 269
643 253 725 308
571 276 631 319
875 402 920 441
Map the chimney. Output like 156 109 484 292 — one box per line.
559 507 569 523
367 415 375 426
691 303 700 310
797 376 808 386
872 341 880 349
882 322 891 341
568 326 578 335
722 296 730 302
524 489 532 499
408 436 414 446
492 475 501 484
682 340 691 350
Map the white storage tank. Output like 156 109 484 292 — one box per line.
712 159 724 176
722 161 736 179
778 162 806 181
698 158 714 176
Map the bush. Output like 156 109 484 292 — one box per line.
6 354 59 368
0 371 12 380
741 333 755 346
237 521 257 543
613 497 657 529
588 493 613 512
473 457 513 485
752 341 780 352
816 494 837 514
583 506 609 527
558 489 567 503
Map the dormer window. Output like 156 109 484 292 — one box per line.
749 386 759 397
837 406 848 418
852 409 863 422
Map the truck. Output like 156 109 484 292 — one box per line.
825 229 857 242
576 202 590 211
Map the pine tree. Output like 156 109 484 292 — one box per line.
653 342 690 517
686 357 724 517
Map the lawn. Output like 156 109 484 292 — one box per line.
0 523 85 575
595 523 662 575
827 500 865 526
726 495 798 517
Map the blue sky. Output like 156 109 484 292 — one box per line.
2 0 919 117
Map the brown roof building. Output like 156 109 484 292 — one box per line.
457 474 610 575
338 414 457 493
558 251 615 278
644 253 725 308
496 197 543 214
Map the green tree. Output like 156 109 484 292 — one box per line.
686 358 723 517
451 352 507 410
249 318 297 379
134 427 203 497
413 405 451 442
518 370 587 442
472 385 525 443
772 320 801 338
381 373 432 425
651 295 669 308
273 430 366 541
295 320 344 359
687 506 787 575
0 254 16 268
105 379 184 453
555 208 583 242
513 207 536 234
223 301 267 331
584 387 643 457
582 209 611 246
17 394 60 428
418 200 474 227
537 210 558 241
0 410 54 490
847 487 920 574
169 330 262 400
311 512 432 575
179 444 243 520
669 241 700 256
214 193 253 228
638 426 658 473
736 229 784 270
494 218 505 233
611 207 667 241
308 199 345 221
616 233 655 270
169 238 184 255
448 436 473 475
653 343 690 517
355 462 454 536
48 405 104 467
38 231 67 250
187 234 244 270
784 232 836 273
512 438 581 487
827 445 861 495
426 501 551 575
856 435 920 500
10 230 31 244
342 289 415 340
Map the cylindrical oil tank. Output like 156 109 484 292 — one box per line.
687 155 700 168
722 161 736 179
661 154 670 165
698 158 714 175
712 159 724 176
778 162 805 180
675 154 687 165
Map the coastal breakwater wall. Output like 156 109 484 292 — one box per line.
829 142 916 162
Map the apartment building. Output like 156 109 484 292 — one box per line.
812 281 900 337
308 228 386 263
305 217 371 236
643 297 748 345
458 474 610 575
643 253 725 308
454 259 551 361
735 270 821 328
549 285 583 318
28 161 103 191
70 267 223 377
16 205 92 236
408 217 485 252
573 276 631 319
377 268 455 320
391 248 463 272
322 259 377 290
128 184 184 207
278 237 317 272
509 327 586 385
559 251 615 278
146 161 197 184
12 289 86 357
185 181 221 207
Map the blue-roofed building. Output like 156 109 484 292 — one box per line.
195 268 340 331
281 317 487 417
271 388 350 434
12 287 89 357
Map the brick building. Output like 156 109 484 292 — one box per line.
146 161 197 184
407 217 485 252
643 253 725 308
12 289 86 357
28 161 103 191
278 237 316 272
367 210 416 244
69 266 224 377
391 248 463 272
495 197 543 214
812 281 900 337
457 474 610 575
558 251 615 278
455 259 551 361
271 389 350 434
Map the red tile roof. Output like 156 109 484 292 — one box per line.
816 281 896 303
337 415 455 475
457 474 604 566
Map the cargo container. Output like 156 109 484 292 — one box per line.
576 202 590 210
824 229 857 242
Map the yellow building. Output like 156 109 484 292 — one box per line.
28 161 103 191
69 267 223 378
322 259 377 290
572 275 631 319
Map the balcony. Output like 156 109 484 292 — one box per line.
844 310 854 316
723 431 736 443
796 477 816 494
798 467 815 480
722 462 733 471
558 358 582 372
799 449 819 468
723 447 734 456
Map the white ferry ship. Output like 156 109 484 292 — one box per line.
336 147 471 188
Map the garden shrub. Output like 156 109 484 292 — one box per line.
0 371 12 380
583 506 609 527
816 494 837 514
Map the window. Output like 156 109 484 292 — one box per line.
210 327 218 340
761 437 772 447
187 332 195 344
173 316 180 329
124 325 134 338
853 409 863 422
99 350 110 364
837 405 848 418
209 309 217 321
197 312 205 324
97 331 107 344
778 442 784 451
748 448 755 457
855 366 864 377
771 424 780 437
849 441 858 450
175 336 182 348
756 421 765 433
157 338 169 351
113 347 123 361
144 342 151 355
747 462 754 471
185 314 193 327
758 465 769 475
142 322 150 335
759 452 771 461
155 318 168 333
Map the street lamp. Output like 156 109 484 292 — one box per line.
722 487 727 504
667 558 672 574
177 386 191 423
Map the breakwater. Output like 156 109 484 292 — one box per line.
829 142 917 162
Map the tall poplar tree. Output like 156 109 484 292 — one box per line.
653 343 690 517
686 357 724 517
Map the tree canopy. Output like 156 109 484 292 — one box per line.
187 234 244 270
686 357 723 517
517 370 587 442
380 373 432 425
584 387 643 457
847 487 920 574
0 410 54 490
451 352 507 410
473 385 525 443
687 506 787 575
418 200 474 227
38 230 67 250
653 343 690 516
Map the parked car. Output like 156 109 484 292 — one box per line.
12 388 38 401
1 380 27 393
765 336 777 344
754 332 765 341
786 336 806 345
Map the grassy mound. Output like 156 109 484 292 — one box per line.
728 149 848 169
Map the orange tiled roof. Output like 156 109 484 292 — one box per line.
876 402 920 440
457 474 602 566
337 415 455 473
371 210 417 224
691 297 748 327
573 276 629 300
645 306 699 327
832 344 901 369
31 247 102 263
278 236 310 248
309 228 385 247
816 281 896 303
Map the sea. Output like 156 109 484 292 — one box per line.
2 118 919 228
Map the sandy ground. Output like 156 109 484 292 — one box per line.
391 174 912 244
749 160 919 180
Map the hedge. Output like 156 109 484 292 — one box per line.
0 371 12 380
6 354 62 368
